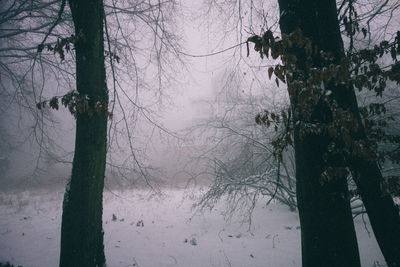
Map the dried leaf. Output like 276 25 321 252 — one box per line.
362 28 367 39
268 67 274 80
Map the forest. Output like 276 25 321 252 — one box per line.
1 0 400 266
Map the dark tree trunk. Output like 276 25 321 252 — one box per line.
350 158 400 267
322 4 400 264
277 0 361 266
294 134 361 267
59 0 108 266
277 0 400 266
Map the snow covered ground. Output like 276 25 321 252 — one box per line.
0 188 385 267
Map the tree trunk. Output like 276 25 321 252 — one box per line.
277 0 361 266
278 0 400 266
294 134 361 267
333 30 400 267
60 0 108 266
350 158 400 266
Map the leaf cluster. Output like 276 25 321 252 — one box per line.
37 33 81 61
36 91 112 119
248 27 400 195
349 35 400 96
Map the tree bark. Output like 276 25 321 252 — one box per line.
294 134 361 267
277 0 400 266
277 0 361 266
59 0 108 266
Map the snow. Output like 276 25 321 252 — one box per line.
0 189 385 267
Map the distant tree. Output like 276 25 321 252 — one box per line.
190 75 297 218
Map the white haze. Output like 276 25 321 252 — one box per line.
0 1 395 266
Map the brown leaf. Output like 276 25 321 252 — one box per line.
268 67 274 80
49 97 59 110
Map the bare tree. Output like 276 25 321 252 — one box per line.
1 0 183 265
185 68 297 222
0 0 183 185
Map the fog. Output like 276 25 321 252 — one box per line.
0 0 280 191
1 0 399 266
